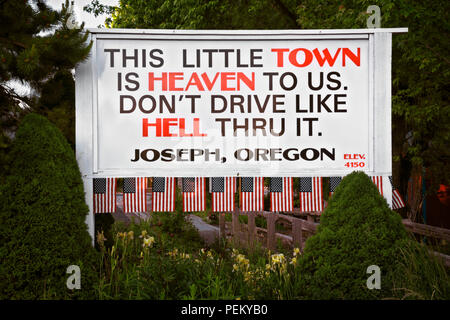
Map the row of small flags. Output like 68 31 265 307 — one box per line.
93 176 406 214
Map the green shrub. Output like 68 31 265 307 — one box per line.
297 171 410 299
0 113 98 299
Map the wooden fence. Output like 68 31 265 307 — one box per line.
218 210 450 267
401 219 450 267
218 210 319 252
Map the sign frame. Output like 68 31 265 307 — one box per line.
76 28 407 243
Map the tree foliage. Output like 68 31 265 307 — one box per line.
0 113 98 299
0 0 92 159
296 0 450 192
0 0 91 91
84 0 299 29
36 70 77 147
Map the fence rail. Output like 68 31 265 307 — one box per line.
218 211 450 267
220 210 319 252
401 219 450 242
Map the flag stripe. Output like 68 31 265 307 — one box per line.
270 177 293 212
93 178 116 213
183 177 205 212
392 189 405 209
241 177 264 211
299 177 323 212
212 177 236 212
388 176 406 210
390 177 405 210
123 177 147 213
372 176 383 196
152 177 175 212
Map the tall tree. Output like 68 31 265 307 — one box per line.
84 0 300 29
296 0 449 220
0 0 92 163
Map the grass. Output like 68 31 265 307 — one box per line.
390 240 450 299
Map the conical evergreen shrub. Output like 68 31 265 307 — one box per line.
0 114 98 299
298 171 409 299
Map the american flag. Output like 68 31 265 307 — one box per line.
240 177 264 212
152 177 175 212
211 177 236 212
329 176 342 197
389 176 406 209
299 177 323 212
93 178 116 213
123 177 147 213
371 176 384 196
270 177 293 212
182 177 205 212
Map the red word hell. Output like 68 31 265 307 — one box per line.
148 72 255 91
344 154 366 160
142 118 207 137
271 48 360 67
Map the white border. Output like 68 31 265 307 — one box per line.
76 28 407 242
88 28 408 35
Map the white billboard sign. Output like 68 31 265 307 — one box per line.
76 29 407 240
77 29 407 178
